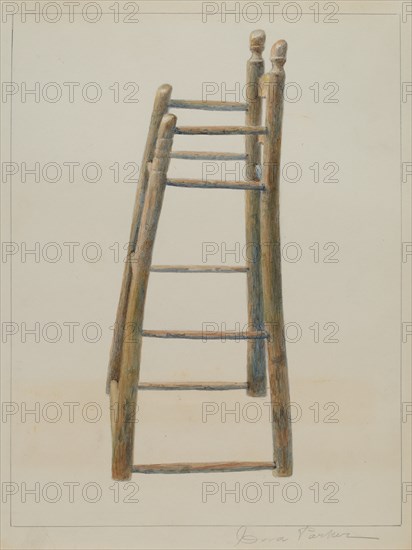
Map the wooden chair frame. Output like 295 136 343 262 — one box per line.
107 30 292 481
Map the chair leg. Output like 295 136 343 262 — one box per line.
111 114 176 480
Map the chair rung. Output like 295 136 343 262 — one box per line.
138 382 248 391
175 125 266 135
142 330 267 340
167 178 264 191
170 151 247 161
132 461 275 474
151 265 248 273
169 99 247 111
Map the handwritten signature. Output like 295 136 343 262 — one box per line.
235 525 380 546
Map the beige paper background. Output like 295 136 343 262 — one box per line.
1 1 411 549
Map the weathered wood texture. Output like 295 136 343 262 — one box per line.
109 380 119 441
150 265 248 273
245 30 267 397
167 178 265 190
138 382 248 391
142 330 267 340
132 461 275 474
106 84 172 393
170 151 246 160
260 40 293 476
175 126 266 135
169 99 247 111
111 114 176 481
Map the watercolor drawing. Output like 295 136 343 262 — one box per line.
107 30 292 481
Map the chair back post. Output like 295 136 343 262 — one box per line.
106 84 172 393
245 29 267 397
260 40 293 476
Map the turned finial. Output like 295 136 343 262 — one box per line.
270 39 287 73
249 29 266 60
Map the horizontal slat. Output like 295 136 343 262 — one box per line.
175 126 266 135
151 265 248 273
169 99 247 111
142 330 267 340
170 151 247 161
167 178 264 191
138 382 248 391
132 461 275 474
